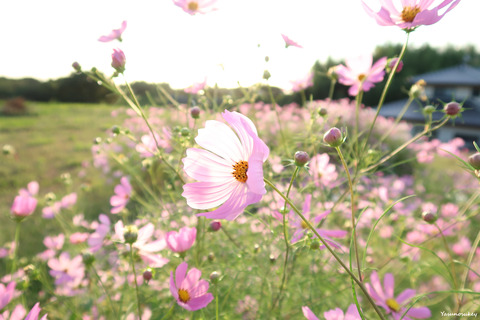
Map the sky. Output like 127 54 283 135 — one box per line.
0 0 478 90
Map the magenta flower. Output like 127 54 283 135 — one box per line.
302 306 319 320
110 177 132 214
366 271 431 319
290 72 314 92
19 181 39 197
182 110 269 220
25 302 48 320
88 214 111 252
362 0 461 31
166 227 197 253
48 252 85 287
170 262 214 311
281 34 303 48
184 78 207 94
173 0 218 15
324 304 361 320
11 194 37 218
111 48 126 73
60 193 77 209
0 281 16 310
336 54 387 96
98 20 127 42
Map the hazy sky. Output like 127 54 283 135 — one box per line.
0 0 478 90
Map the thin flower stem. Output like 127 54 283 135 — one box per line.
215 284 219 320
433 223 460 309
159 304 175 320
361 118 449 173
220 225 245 253
271 167 299 311
354 90 364 157
336 147 362 281
263 178 386 320
375 96 414 147
328 79 336 100
11 221 21 280
458 228 480 312
363 33 410 152
90 265 118 318
129 246 142 320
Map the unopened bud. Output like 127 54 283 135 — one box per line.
422 211 437 224
44 192 56 202
323 127 344 147
93 137 102 145
123 225 138 244
468 153 480 170
23 264 36 275
444 102 461 117
112 126 121 135
327 66 338 81
253 244 260 253
264 56 269 62
190 106 201 119
143 269 153 282
209 221 221 232
72 62 81 72
263 70 271 81
269 254 276 264
209 271 221 284
410 79 426 99
310 240 320 250
318 108 327 117
208 252 215 261
423 105 436 115
180 127 190 137
294 151 309 167
82 251 95 266
111 49 126 73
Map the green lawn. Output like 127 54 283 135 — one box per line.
0 101 125 256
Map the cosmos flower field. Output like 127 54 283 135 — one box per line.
2 0 480 319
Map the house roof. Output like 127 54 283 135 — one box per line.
412 64 480 86
379 96 480 128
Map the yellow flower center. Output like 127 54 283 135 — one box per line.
358 74 366 81
301 220 309 229
178 288 190 303
401 6 421 23
386 298 401 312
188 1 199 11
232 161 249 183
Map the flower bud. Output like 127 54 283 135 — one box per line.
190 106 201 119
423 105 436 115
24 264 36 275
209 271 221 284
269 254 276 264
253 244 260 253
209 221 221 232
93 137 102 145
123 225 138 244
318 107 327 117
327 66 338 81
323 127 343 147
208 252 215 261
388 58 403 73
143 268 153 282
82 251 95 266
422 211 437 224
263 70 271 81
294 151 309 167
72 62 81 72
468 153 480 170
44 192 56 202
310 239 320 250
111 49 126 73
112 125 121 135
264 56 270 62
444 102 461 117
180 127 190 137
409 79 426 100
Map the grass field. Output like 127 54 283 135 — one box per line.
0 101 125 256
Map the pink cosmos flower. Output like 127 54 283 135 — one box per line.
19 181 39 197
182 110 270 220
362 0 461 31
88 214 111 252
60 193 77 209
11 194 37 218
166 227 197 253
290 72 314 92
281 34 303 48
170 262 214 311
366 271 431 319
48 252 85 287
24 302 48 320
42 202 61 219
289 194 347 247
0 282 16 310
184 78 207 94
69 232 89 244
1 304 26 320
98 20 127 42
115 221 169 268
324 304 361 320
309 153 338 188
336 54 387 96
111 48 126 73
110 177 132 214
173 0 218 15
302 306 319 320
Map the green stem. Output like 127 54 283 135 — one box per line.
90 265 118 318
159 304 175 320
130 246 142 320
458 228 480 312
354 90 364 156
215 284 219 320
271 167 299 310
11 221 21 280
363 33 410 151
328 79 337 100
336 147 362 281
375 97 414 147
263 178 386 320
220 225 244 253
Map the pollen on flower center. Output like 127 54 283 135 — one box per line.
401 6 421 23
232 160 249 183
188 1 199 11
178 288 190 303
358 74 366 81
386 298 400 312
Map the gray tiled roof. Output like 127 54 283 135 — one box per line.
412 64 480 86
